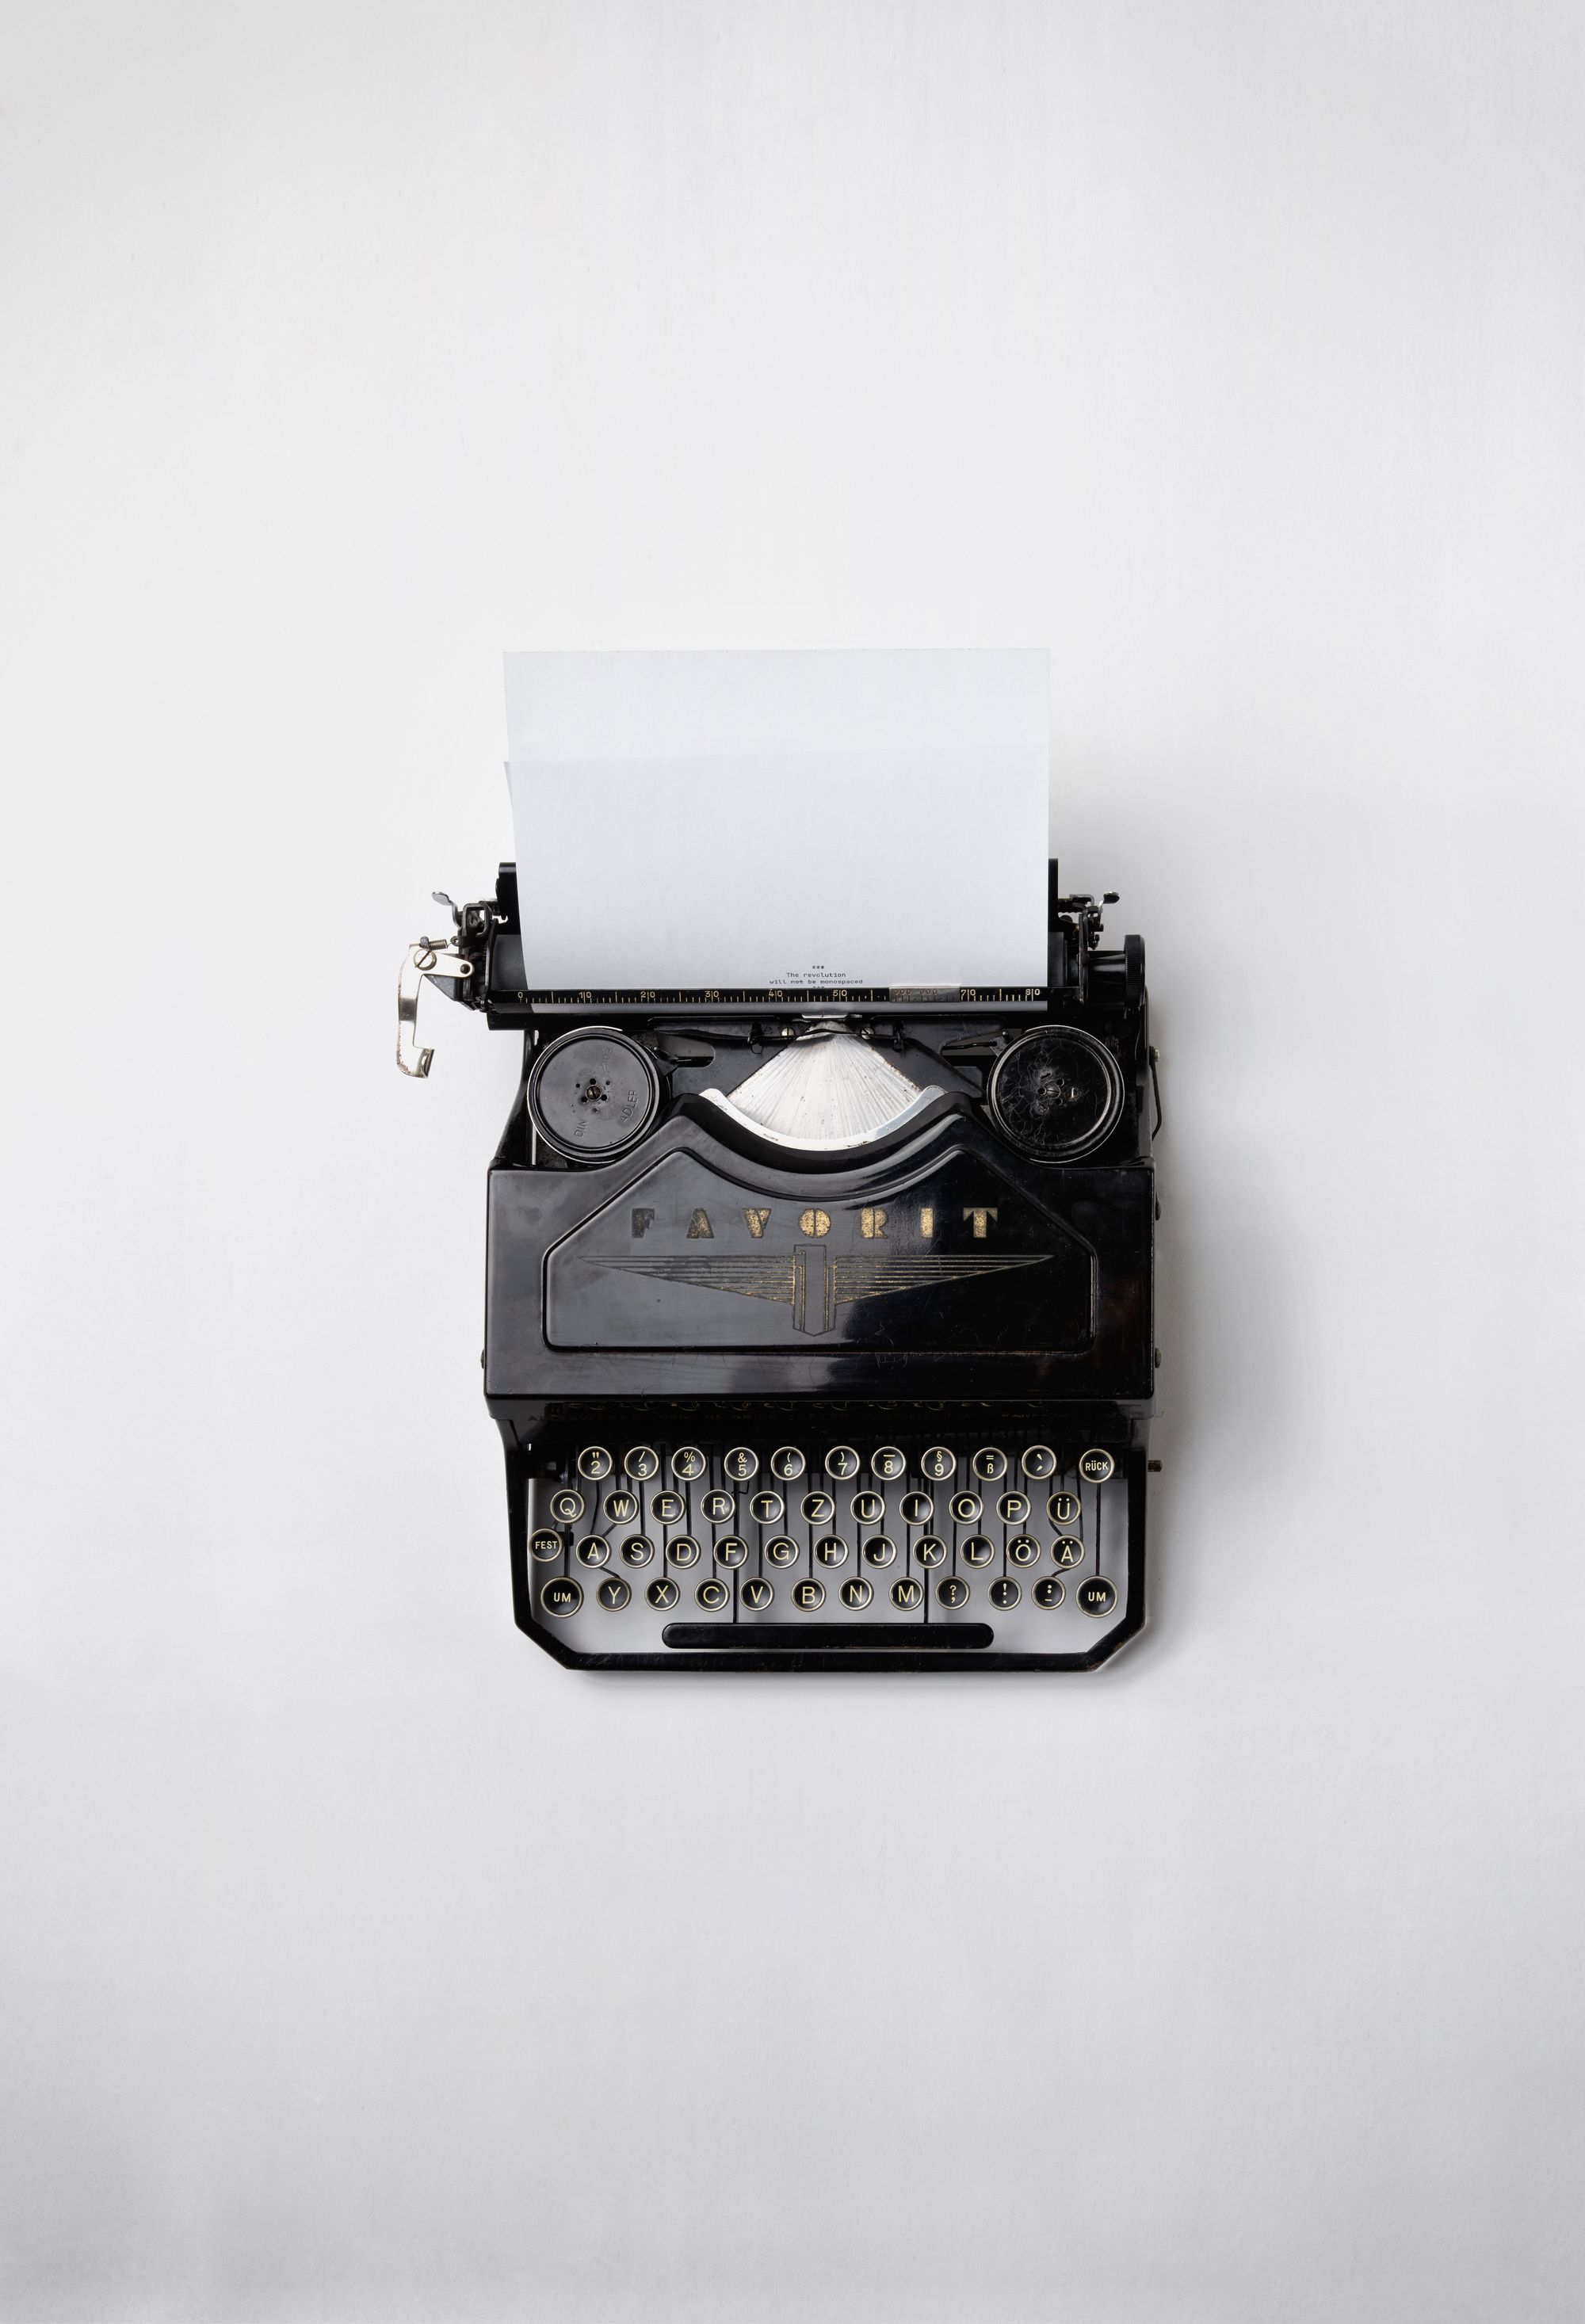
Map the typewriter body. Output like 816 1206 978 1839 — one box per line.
402 863 1157 1672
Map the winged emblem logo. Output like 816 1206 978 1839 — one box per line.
612 1245 1048 1335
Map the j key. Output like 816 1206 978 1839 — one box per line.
724 1446 758 1483
604 1490 638 1525
540 1576 582 1618
1077 1575 1118 1616
1006 1535 1041 1567
624 1445 659 1482
825 1445 861 1480
597 1575 631 1609
900 1492 934 1527
548 1489 584 1525
1021 1445 1056 1480
841 1577 873 1608
988 1576 1021 1609
749 1490 785 1525
577 1446 613 1481
862 1536 896 1567
938 1575 969 1608
870 1446 906 1481
1049 1492 1082 1527
892 1576 924 1610
961 1536 995 1567
770 1446 805 1481
914 1536 947 1568
921 1446 956 1481
647 1576 679 1608
715 1536 748 1568
530 1528 563 1562
696 1577 730 1610
972 1447 1008 1482
702 1490 735 1524
741 1576 773 1610
1078 1448 1115 1484
670 1446 706 1481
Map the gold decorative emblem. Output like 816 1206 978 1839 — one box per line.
613 1245 1048 1335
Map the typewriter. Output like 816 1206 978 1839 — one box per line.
400 863 1157 1672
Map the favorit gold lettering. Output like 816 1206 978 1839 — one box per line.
741 1208 770 1238
919 1206 934 1238
860 1208 888 1239
798 1208 831 1238
962 1207 999 1240
687 1209 713 1238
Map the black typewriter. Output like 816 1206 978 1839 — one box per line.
399 863 1159 1672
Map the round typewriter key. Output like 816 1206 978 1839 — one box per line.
825 1444 861 1481
892 1576 924 1610
1021 1444 1057 1481
863 1536 897 1568
801 1490 835 1526
597 1575 631 1609
666 1536 701 1568
950 1491 983 1525
851 1491 884 1526
1033 1576 1065 1608
647 1575 679 1608
696 1576 730 1611
1049 1491 1081 1527
1077 1574 1118 1617
972 1447 1007 1483
999 1492 1030 1525
749 1490 784 1525
527 1027 661 1159
914 1535 947 1568
651 1490 684 1525
770 1445 805 1482
604 1490 638 1525
670 1445 706 1482
815 1536 849 1567
724 1445 758 1483
741 1576 773 1610
715 1536 748 1568
540 1575 582 1618
548 1488 584 1525
900 1491 935 1527
987 1025 1125 1162
1054 1536 1085 1570
577 1446 613 1482
702 1490 735 1524
989 1576 1021 1609
921 1445 956 1481
624 1445 659 1483
1078 1447 1115 1484
870 1445 907 1482
841 1576 873 1609
621 1535 655 1567
575 1536 609 1567
530 1528 563 1563
961 1535 995 1567
938 1574 969 1608
1007 1535 1041 1567
765 1536 799 1567
792 1578 826 1611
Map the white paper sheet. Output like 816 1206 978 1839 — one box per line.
503 650 1049 994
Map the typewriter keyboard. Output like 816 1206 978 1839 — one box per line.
524 1433 1132 1658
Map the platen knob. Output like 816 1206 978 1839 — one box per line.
526 1027 661 1159
986 1027 1125 1162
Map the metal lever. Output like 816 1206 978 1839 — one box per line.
398 939 473 1077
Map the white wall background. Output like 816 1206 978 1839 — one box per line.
3 4 1583 2318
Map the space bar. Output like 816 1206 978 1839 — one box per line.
663 1623 993 1651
